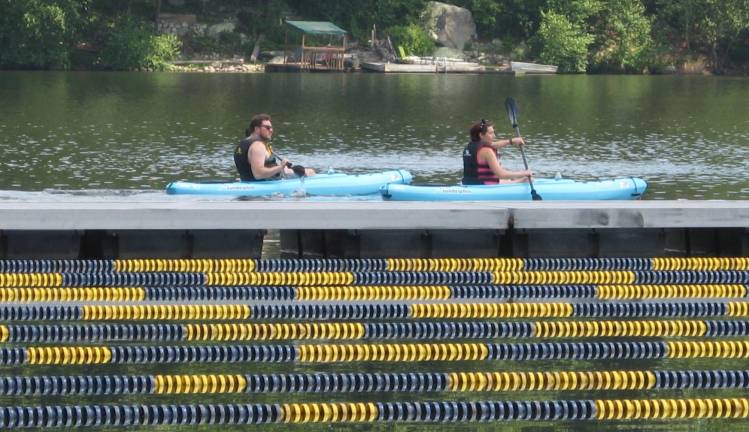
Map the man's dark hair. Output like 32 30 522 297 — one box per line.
470 118 492 142
246 113 271 137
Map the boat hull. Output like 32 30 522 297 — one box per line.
167 170 413 196
381 177 647 201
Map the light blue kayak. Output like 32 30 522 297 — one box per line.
381 177 647 201
166 169 413 196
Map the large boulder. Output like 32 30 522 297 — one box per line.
422 2 477 51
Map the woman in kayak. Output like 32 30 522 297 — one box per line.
234 113 316 181
462 118 532 185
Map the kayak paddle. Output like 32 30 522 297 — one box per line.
287 163 307 177
504 97 542 201
273 152 307 177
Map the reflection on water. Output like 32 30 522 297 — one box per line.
1 72 748 200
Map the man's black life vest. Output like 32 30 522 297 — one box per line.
234 137 279 181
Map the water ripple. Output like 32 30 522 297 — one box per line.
1 73 748 200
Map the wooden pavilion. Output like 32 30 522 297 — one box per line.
281 20 348 71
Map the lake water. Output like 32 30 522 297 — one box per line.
1 72 748 200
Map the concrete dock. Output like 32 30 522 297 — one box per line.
2 200 748 230
1 201 747 258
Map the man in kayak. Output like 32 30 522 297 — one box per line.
462 118 532 185
234 113 315 181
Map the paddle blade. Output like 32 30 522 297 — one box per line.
291 165 307 177
504 97 519 128
531 189 543 200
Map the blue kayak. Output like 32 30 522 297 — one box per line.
381 177 647 201
166 169 413 196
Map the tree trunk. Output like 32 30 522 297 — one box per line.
250 34 265 63
684 7 690 50
712 41 719 72
155 0 161 23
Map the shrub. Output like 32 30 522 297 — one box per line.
536 10 593 72
99 19 181 70
147 34 182 69
386 23 434 57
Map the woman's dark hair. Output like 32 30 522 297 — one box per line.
246 113 271 137
469 118 492 142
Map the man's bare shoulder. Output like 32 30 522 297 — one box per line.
248 139 266 151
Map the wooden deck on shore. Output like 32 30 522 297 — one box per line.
265 63 345 72
361 61 488 73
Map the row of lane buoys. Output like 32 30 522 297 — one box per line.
3 284 747 303
4 369 749 396
6 340 747 365
384 258 525 272
1 398 748 426
0 287 146 303
256 259 388 273
146 286 296 301
0 403 280 427
2 270 749 288
2 302 749 322
0 260 114 274
3 257 749 274
115 259 256 273
80 305 251 321
0 259 258 274
0 307 81 322
595 284 748 299
296 285 453 301
4 320 749 343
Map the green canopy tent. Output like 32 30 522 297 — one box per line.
284 20 348 71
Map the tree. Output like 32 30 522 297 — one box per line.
590 0 655 72
546 0 603 25
450 0 504 38
656 0 749 70
536 9 594 72
0 0 89 69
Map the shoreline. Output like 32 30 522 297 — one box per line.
0 62 729 76
168 61 264 73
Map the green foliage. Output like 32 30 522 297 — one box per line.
236 0 289 36
288 0 426 41
149 34 182 69
495 0 548 41
2 0 748 73
546 0 603 26
590 0 655 72
99 19 181 71
536 10 594 72
655 0 749 71
450 0 503 37
182 31 222 55
0 0 88 69
386 23 434 56
511 41 531 60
